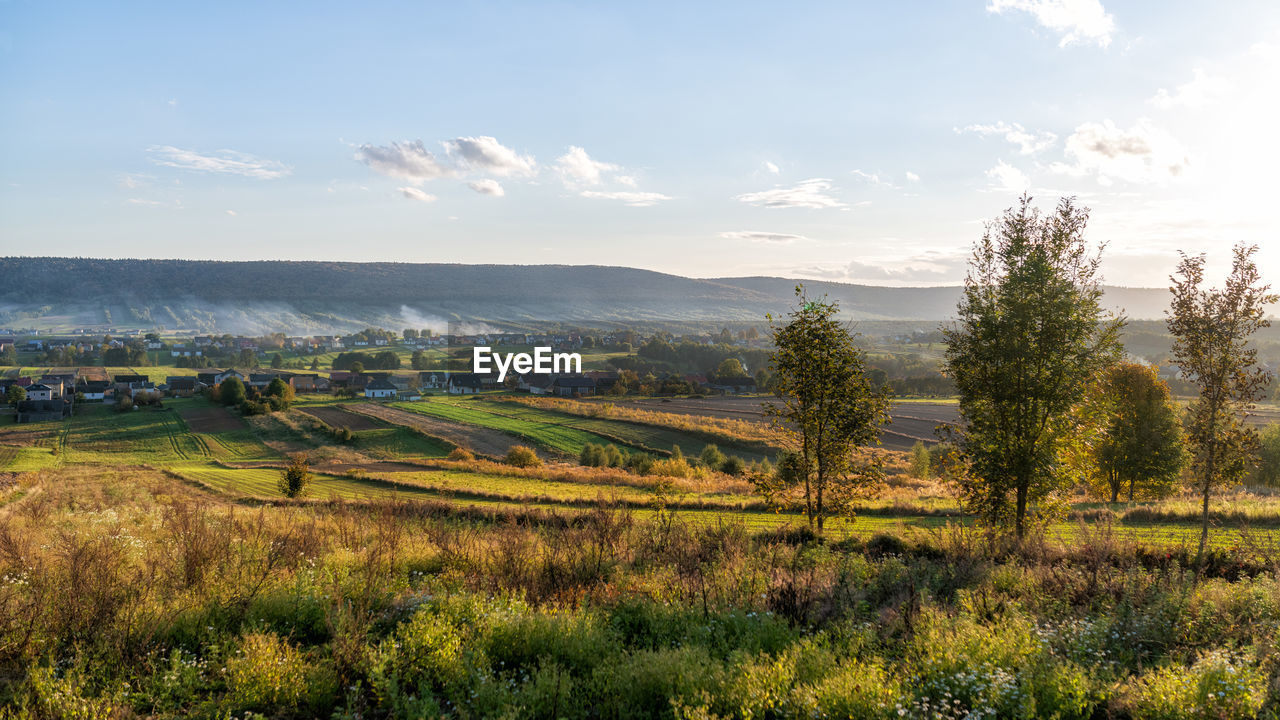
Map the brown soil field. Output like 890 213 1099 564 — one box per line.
178 407 244 433
297 405 384 431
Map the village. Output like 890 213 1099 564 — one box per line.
0 326 770 423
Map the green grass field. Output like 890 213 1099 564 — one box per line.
390 399 645 456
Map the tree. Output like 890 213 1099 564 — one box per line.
374 350 401 370
1093 363 1185 503
762 287 891 532
277 454 312 498
239 348 257 367
270 353 284 369
411 350 426 370
714 358 747 379
403 328 419 341
219 377 247 407
264 377 295 410
943 196 1122 538
1167 244 1277 561
350 360 364 375
909 441 931 480
6 385 25 405
1254 424 1280 487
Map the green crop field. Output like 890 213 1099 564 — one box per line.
482 399 775 461
389 400 643 456
351 426 454 459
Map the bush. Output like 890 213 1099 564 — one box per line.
223 632 310 711
1127 650 1265 720
505 445 542 468
700 444 727 470
278 454 312 498
910 441 931 479
448 447 475 462
721 456 747 476
1253 423 1280 487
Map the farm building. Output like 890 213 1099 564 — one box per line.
80 380 112 401
25 384 53 401
16 398 72 423
552 376 596 397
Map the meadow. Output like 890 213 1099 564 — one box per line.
0 392 1279 717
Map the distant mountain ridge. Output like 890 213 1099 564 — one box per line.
0 257 1175 333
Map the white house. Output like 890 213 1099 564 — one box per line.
364 378 397 400
26 383 52 401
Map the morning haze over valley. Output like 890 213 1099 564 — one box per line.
2 2 1280 719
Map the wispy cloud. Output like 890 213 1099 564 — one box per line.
850 169 897 188
987 0 1115 48
957 121 1057 154
762 161 780 175
148 146 291 179
1148 68 1230 109
579 190 672 207
985 160 1030 192
735 178 846 209
398 187 437 203
719 231 808 244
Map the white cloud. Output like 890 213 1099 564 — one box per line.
719 231 808 244
1051 119 1189 185
148 146 291 179
225 209 237 216
444 136 536 178
555 146 619 186
987 0 1115 48
398 187 437 203
735 178 846 209
579 190 672 207
905 171 921 182
763 161 780 175
356 140 453 184
957 121 1058 154
986 160 1030 192
1149 68 1230 109
466 179 505 197
850 169 897 188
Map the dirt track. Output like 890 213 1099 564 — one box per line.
344 403 525 458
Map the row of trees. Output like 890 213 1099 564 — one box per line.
761 196 1275 564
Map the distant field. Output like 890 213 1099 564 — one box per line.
390 400 650 457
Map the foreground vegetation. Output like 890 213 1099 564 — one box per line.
1 467 1278 719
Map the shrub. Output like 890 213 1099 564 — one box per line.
1127 650 1265 720
721 456 746 476
448 447 475 461
278 454 312 498
223 632 309 711
505 445 542 468
910 441 931 479
700 444 727 470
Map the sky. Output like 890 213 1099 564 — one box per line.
2 0 1279 288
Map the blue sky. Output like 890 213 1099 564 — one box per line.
2 1 1278 287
